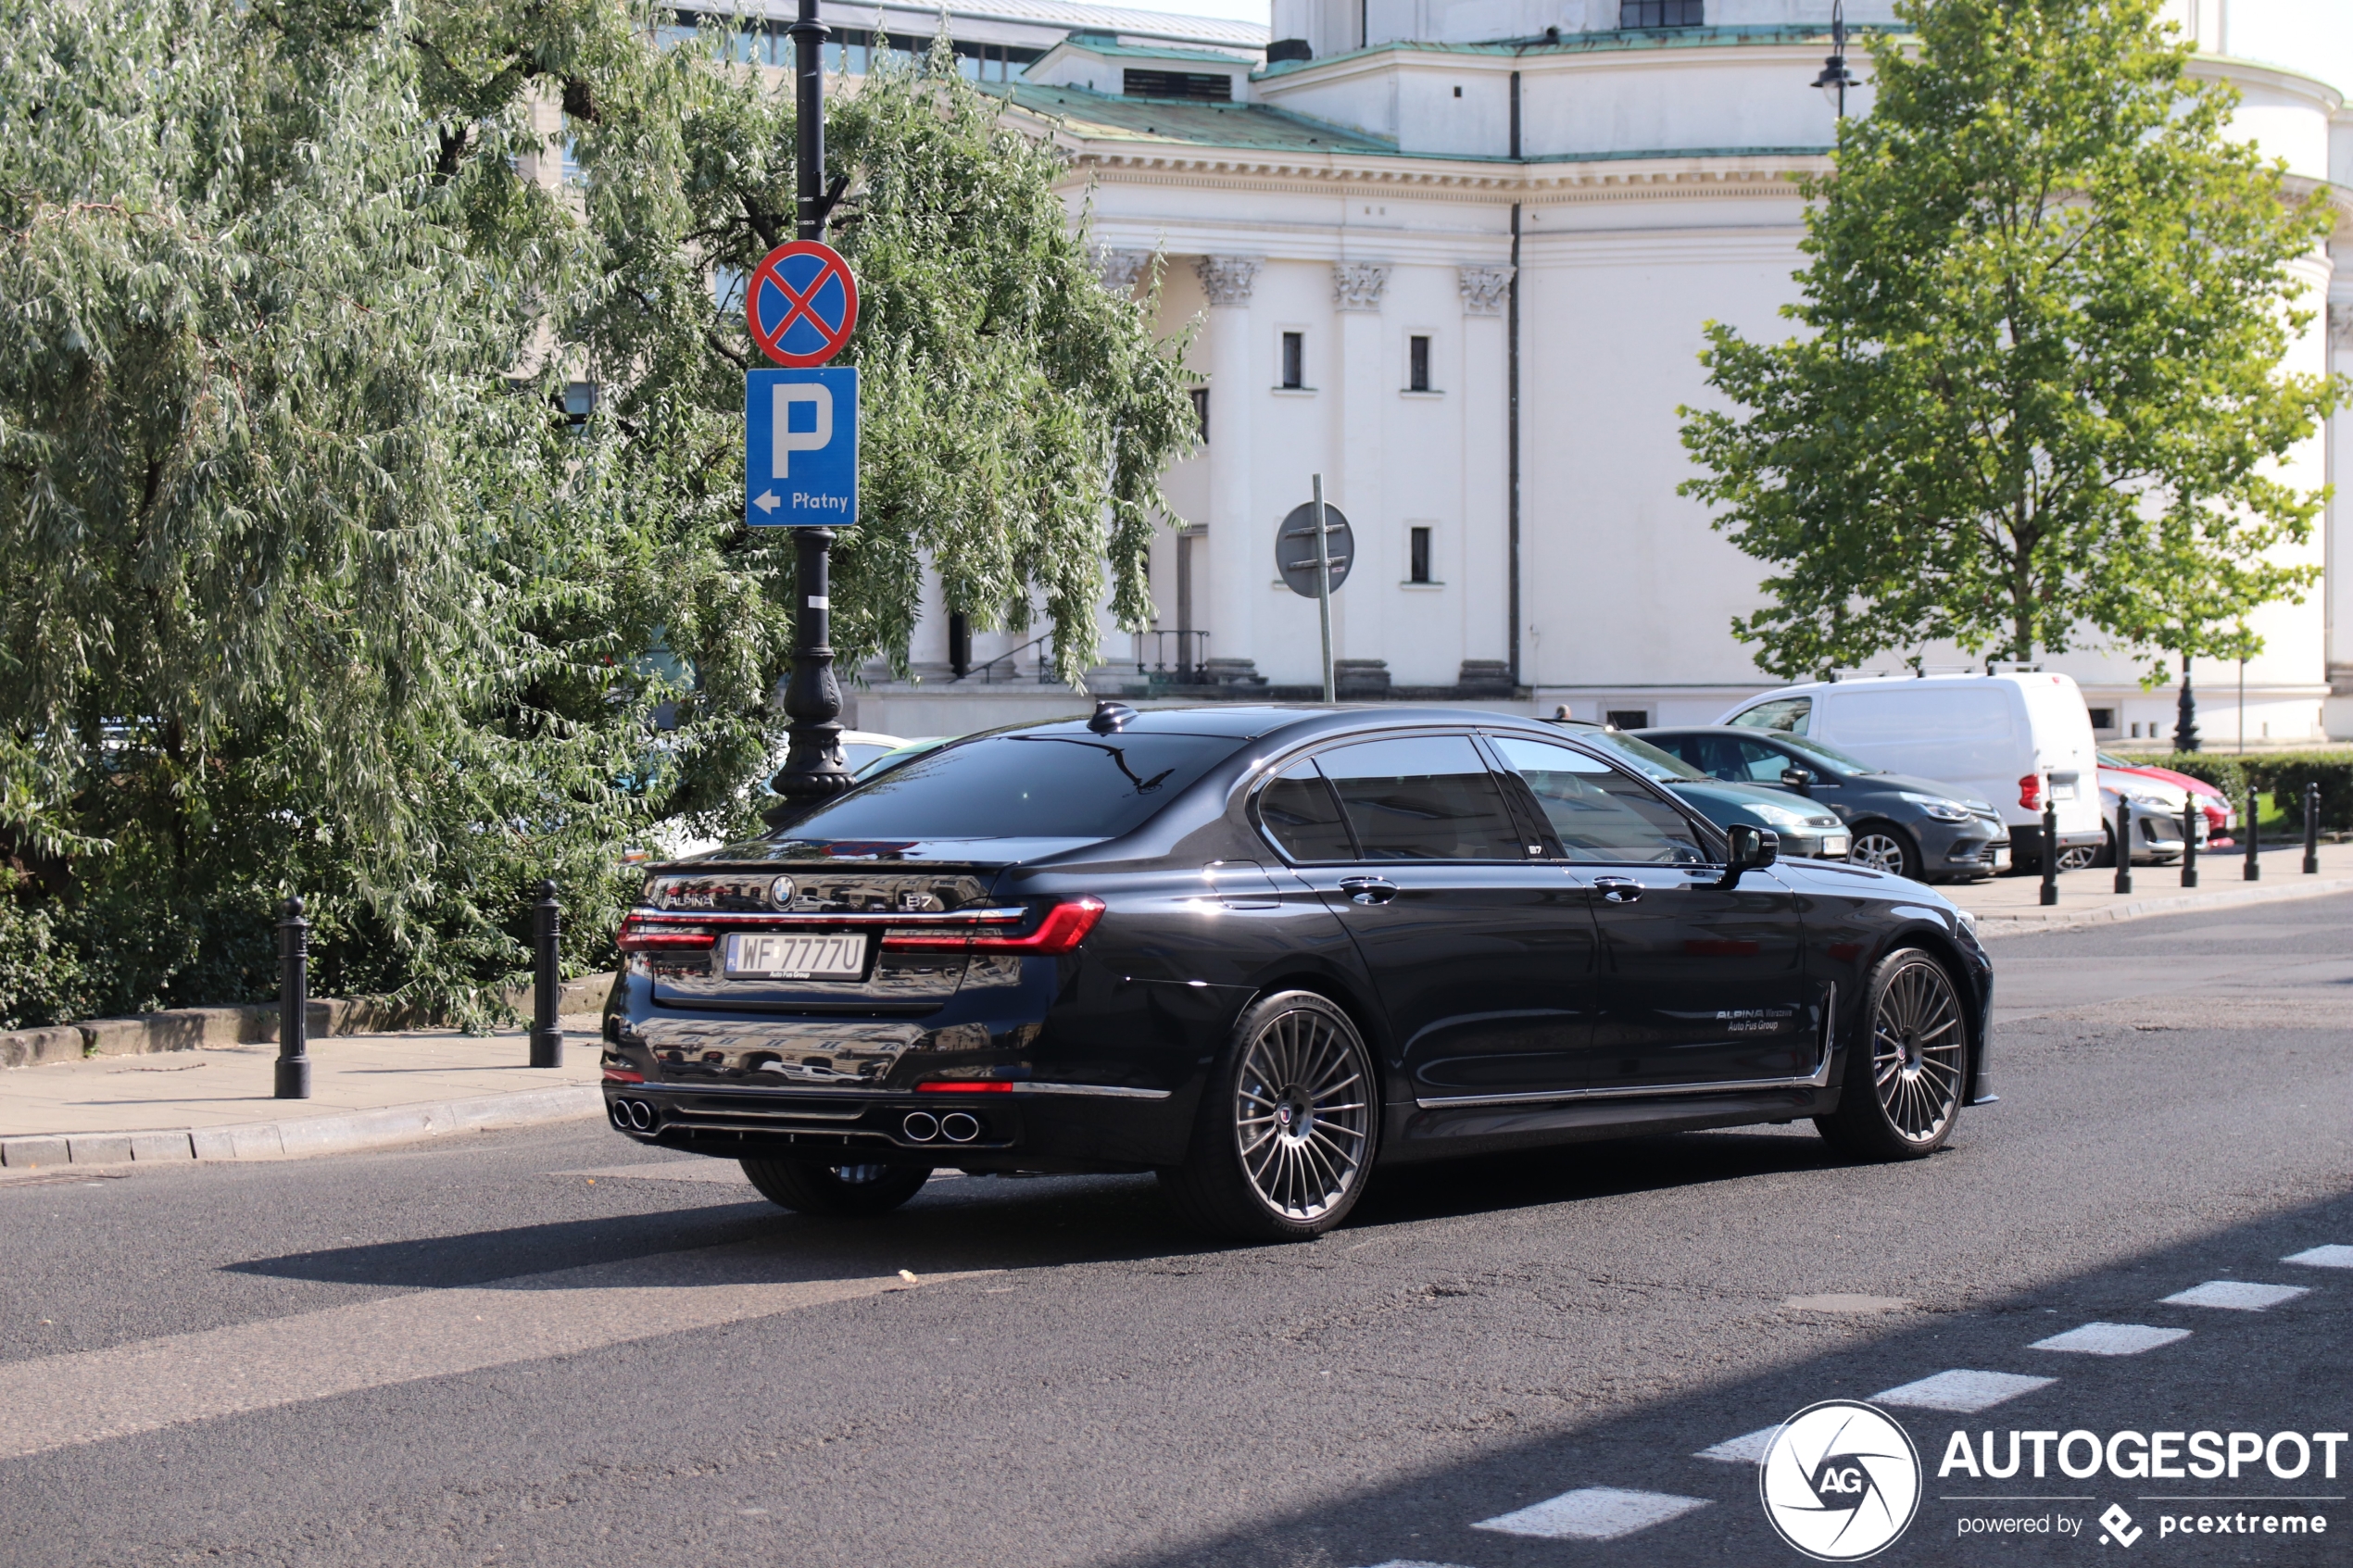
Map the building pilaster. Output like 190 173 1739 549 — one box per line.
1332 264 1390 675
1197 256 1262 681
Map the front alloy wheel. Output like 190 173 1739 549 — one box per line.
2057 842 2098 872
1160 991 1375 1241
1848 822 1918 879
1816 947 1966 1160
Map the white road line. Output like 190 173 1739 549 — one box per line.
1695 1425 1783 1464
1474 1486 1709 1541
0 1250 989 1462
556 1163 966 1184
2029 1323 2191 1356
2283 1245 2353 1270
1872 1370 2056 1412
2161 1280 2309 1311
1350 1561 1475 1568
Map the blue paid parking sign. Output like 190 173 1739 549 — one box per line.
745 366 856 526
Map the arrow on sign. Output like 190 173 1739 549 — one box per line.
753 490 781 514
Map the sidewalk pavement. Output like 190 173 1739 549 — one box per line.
1947 838 2353 936
0 1016 605 1171
7 843 2350 1171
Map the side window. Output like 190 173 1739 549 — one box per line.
1315 734 1519 861
1489 737 1710 865
1730 696 1811 734
1733 738 1795 784
1258 759 1355 862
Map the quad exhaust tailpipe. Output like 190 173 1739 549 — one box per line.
900 1110 981 1143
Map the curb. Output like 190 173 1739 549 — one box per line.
1974 872 2353 937
0 1085 605 1171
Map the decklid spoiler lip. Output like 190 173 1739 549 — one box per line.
654 835 1105 871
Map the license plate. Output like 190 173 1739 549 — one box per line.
1822 835 1850 859
724 932 867 980
1992 847 2011 871
2051 784 2076 801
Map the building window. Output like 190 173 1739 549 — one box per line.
1619 0 1703 26
2087 708 2116 732
1123 69 1231 101
1280 332 1304 389
1605 709 1651 730
1190 387 1210 443
1409 526 1432 583
1408 334 1431 392
563 381 598 433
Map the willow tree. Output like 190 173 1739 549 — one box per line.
1679 0 2337 680
0 0 1191 1024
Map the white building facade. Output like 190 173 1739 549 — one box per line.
764 0 2353 747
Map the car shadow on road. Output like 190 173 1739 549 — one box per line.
1101 1187 2353 1568
222 1129 1846 1297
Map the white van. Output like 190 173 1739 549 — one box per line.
1716 673 2106 870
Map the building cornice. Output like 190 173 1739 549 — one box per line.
1058 142 1829 206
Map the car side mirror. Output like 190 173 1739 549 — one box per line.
1719 823 1780 888
1780 767 1814 794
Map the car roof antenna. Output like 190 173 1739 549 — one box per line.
1088 699 1138 734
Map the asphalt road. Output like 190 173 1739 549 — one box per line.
4 894 2348 1568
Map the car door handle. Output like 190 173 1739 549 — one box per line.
1592 876 1642 904
1338 876 1398 906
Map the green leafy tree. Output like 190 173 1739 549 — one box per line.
1680 0 2338 679
0 0 1191 1027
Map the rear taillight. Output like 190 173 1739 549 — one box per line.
880 897 1106 956
616 916 715 952
602 1067 645 1084
2018 773 2042 809
916 1081 1016 1093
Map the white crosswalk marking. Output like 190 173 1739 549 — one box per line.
1694 1425 1783 1463
1475 1486 1709 1540
2283 1245 2353 1270
0 1250 988 1461
2161 1280 2309 1311
2029 1322 2192 1356
1872 1369 2056 1411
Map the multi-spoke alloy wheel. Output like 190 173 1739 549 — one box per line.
1235 1006 1371 1223
1160 991 1378 1241
1816 947 1966 1160
1848 824 1916 878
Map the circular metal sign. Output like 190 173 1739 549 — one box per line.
746 240 859 367
1276 501 1353 598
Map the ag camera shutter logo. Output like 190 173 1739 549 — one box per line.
1760 1400 1923 1560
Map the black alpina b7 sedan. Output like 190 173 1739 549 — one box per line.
604 703 1994 1241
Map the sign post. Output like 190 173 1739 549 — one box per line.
1277 487 1353 705
750 0 859 822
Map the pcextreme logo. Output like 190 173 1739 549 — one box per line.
1760 1400 1924 1561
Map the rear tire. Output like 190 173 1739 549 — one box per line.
1159 991 1377 1243
1815 947 1966 1161
740 1158 931 1216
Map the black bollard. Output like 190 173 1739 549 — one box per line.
530 879 563 1069
276 897 311 1099
2244 785 2260 882
2112 797 2133 896
2039 788 2059 906
2181 796 2198 887
2305 780 2321 875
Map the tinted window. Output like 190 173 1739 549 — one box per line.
1258 759 1355 861
1316 735 1518 861
777 732 1243 841
1490 737 1709 864
1692 735 1797 784
1731 696 1811 734
1580 729 1708 783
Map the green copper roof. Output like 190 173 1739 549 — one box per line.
991 82 1400 152
1254 22 1909 78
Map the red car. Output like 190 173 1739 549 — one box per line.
2098 753 2235 846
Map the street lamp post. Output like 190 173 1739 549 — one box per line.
767 0 855 818
1812 0 1858 118
2174 653 2200 753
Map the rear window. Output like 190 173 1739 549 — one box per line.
776 731 1245 842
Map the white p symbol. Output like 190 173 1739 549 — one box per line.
771 383 833 478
